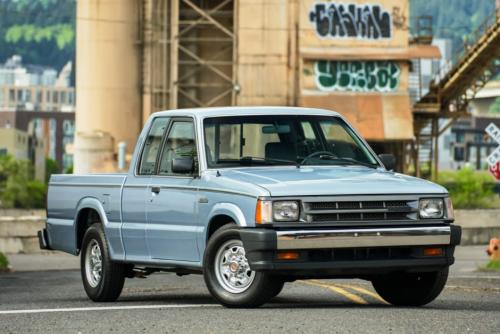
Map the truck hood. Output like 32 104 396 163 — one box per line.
218 166 447 197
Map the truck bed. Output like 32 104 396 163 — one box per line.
46 173 127 254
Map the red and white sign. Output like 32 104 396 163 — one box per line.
485 123 500 180
489 161 500 181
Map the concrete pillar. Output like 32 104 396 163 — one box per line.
74 0 141 174
73 131 116 173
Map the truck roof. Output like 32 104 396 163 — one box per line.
151 106 340 119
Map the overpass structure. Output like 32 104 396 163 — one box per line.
413 8 500 177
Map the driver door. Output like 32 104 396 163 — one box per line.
145 118 200 262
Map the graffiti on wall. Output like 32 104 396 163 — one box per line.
314 60 400 92
309 2 392 39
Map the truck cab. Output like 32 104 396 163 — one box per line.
39 107 461 307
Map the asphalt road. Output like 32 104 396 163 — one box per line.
1 266 499 334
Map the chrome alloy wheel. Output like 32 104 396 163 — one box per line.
85 239 103 288
214 239 255 294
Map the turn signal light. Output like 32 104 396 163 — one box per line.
277 251 299 260
255 199 273 224
423 247 443 257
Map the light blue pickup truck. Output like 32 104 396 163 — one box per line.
39 107 461 307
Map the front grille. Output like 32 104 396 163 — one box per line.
304 199 418 223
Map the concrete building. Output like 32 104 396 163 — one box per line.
75 0 440 173
0 127 45 181
0 55 75 171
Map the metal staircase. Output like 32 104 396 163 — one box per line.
412 8 500 177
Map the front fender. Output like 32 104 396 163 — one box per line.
207 202 248 227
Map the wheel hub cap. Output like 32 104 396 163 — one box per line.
214 240 255 294
85 239 103 288
229 262 239 273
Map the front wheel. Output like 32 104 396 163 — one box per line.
81 224 126 302
371 267 449 306
203 225 283 307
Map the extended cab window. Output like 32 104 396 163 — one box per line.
138 117 169 175
158 120 197 175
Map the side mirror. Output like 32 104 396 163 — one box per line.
172 157 195 174
378 154 396 171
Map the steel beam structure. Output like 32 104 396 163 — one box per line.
141 0 236 115
412 8 500 178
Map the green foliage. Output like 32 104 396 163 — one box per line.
0 0 75 70
10 0 58 11
489 97 500 113
64 165 73 174
5 24 74 49
0 252 9 269
437 168 496 209
45 158 58 183
486 261 500 270
0 155 46 209
411 0 495 58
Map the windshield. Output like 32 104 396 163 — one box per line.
203 115 379 168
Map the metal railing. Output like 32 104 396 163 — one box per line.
432 7 500 85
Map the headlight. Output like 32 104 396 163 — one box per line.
272 201 300 222
419 199 444 219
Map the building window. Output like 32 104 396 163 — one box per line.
443 134 451 150
454 147 465 161
455 132 465 143
468 146 477 163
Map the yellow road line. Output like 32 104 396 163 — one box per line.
302 280 368 305
338 284 388 304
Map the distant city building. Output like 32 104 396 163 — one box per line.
0 55 75 171
470 80 500 115
0 127 45 181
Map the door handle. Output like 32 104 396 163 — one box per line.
151 186 161 194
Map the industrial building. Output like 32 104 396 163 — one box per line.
74 0 500 174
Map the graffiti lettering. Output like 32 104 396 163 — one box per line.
314 60 400 92
309 2 391 39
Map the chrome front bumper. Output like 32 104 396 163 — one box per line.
276 226 452 250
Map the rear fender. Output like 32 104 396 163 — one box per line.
74 197 125 260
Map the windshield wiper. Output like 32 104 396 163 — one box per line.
239 156 298 166
312 155 379 169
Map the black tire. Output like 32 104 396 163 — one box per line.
80 224 126 302
371 267 449 306
203 224 280 308
269 279 285 299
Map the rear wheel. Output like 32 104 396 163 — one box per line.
371 267 449 306
81 224 126 302
203 224 282 307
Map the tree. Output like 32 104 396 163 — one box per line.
489 97 500 114
45 158 58 183
0 155 46 209
0 0 76 71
